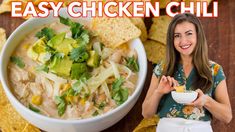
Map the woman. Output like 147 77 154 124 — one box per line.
142 13 232 132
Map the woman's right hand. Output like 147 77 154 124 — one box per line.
156 75 179 95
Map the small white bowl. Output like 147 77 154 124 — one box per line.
171 91 198 104
0 8 147 132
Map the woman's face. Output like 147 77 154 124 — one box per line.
173 21 197 57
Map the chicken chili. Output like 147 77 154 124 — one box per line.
8 17 139 119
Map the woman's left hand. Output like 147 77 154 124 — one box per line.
188 89 208 108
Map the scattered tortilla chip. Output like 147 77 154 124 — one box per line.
143 40 166 64
0 28 6 52
148 15 171 45
0 84 8 105
133 114 159 132
0 0 29 19
92 17 141 48
0 5 11 14
0 0 11 14
129 18 147 42
0 0 29 14
0 84 40 132
151 0 180 9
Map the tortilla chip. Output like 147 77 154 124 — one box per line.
0 28 6 52
0 0 29 19
22 123 41 132
133 115 160 132
151 0 180 9
143 40 166 64
148 15 171 45
0 84 8 106
0 84 40 132
0 1 11 14
129 18 147 42
0 0 28 14
92 17 141 48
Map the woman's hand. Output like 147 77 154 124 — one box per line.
142 75 179 118
156 75 179 95
188 89 208 108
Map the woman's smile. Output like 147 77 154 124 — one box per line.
179 44 192 50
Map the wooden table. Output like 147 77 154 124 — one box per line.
0 0 234 131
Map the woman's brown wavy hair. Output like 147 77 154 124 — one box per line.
163 12 212 93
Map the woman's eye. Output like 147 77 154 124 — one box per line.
187 33 192 36
174 35 180 38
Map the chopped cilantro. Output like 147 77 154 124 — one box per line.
112 88 129 105
125 56 139 72
55 96 66 116
70 63 88 80
98 102 106 110
112 77 125 92
59 16 90 45
111 78 129 105
77 30 89 45
64 88 76 96
72 77 88 95
29 104 40 113
92 110 99 116
10 56 25 68
59 16 83 39
69 46 89 63
59 16 76 27
120 88 129 103
35 27 55 41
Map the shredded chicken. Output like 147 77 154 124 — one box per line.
27 82 43 96
64 105 82 119
41 94 58 117
35 75 55 98
109 50 123 63
9 64 29 82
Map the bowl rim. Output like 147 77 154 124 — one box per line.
171 91 198 94
0 8 147 124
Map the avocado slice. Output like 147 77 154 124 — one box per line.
56 38 75 55
49 56 73 77
27 37 47 61
87 50 100 68
27 47 38 61
47 33 65 48
47 33 76 55
71 63 88 80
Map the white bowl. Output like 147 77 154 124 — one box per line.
0 8 147 132
171 91 198 104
